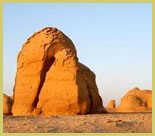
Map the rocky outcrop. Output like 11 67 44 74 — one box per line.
3 94 12 115
12 27 106 116
117 87 152 112
108 99 116 109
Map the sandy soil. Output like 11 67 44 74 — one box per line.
3 112 152 133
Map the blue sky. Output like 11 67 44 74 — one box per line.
3 3 152 106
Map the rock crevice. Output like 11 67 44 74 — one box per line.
32 56 55 109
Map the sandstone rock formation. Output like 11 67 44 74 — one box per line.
108 99 116 109
12 27 106 116
3 94 12 115
117 87 152 112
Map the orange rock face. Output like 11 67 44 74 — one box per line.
117 87 152 112
12 27 106 116
3 94 12 115
108 99 116 109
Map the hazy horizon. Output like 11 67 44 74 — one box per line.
3 3 152 106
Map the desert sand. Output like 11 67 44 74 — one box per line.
3 112 152 133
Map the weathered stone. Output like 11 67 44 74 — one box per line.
12 27 106 116
108 99 116 109
117 87 152 112
3 94 12 115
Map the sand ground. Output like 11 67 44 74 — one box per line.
3 112 152 133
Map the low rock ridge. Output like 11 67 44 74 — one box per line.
117 87 152 112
